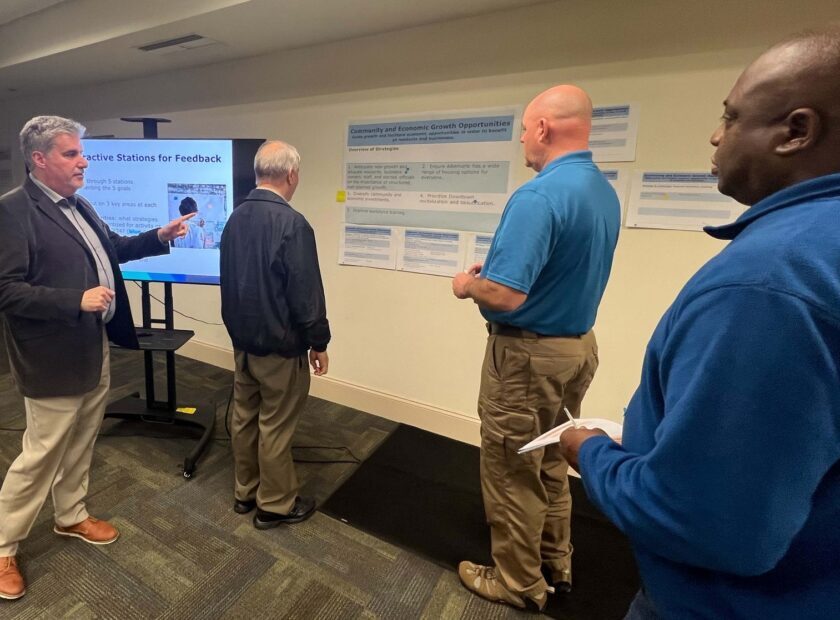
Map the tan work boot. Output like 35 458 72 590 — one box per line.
54 516 119 545
458 560 547 611
0 556 25 600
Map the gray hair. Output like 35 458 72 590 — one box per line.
254 140 300 182
19 115 86 164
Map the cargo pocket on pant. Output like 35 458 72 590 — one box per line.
482 408 539 470
481 345 532 413
480 422 509 527
502 409 539 468
480 413 539 535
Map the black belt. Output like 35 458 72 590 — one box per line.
487 322 582 339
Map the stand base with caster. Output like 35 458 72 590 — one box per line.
105 390 215 479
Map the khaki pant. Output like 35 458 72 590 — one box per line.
0 330 110 556
478 330 598 599
231 350 310 515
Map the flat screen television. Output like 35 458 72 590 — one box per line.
81 138 264 284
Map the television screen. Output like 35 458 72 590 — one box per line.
81 138 263 284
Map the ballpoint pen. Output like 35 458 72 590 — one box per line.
563 406 578 428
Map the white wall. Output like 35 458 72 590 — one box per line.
5 1 839 443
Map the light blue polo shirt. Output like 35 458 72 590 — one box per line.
480 150 620 335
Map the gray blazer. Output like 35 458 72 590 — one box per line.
0 178 167 398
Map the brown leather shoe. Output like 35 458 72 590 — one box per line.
0 556 25 600
54 516 119 545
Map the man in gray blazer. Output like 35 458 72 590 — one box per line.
0 116 193 600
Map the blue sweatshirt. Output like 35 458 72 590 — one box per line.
579 174 840 619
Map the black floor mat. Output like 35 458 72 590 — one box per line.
322 424 640 619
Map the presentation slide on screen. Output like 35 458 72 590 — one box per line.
81 139 234 283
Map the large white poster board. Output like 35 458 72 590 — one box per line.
343 108 520 236
625 172 747 231
591 104 639 163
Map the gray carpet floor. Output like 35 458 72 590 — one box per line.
0 345 536 619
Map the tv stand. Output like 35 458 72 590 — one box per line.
105 281 215 478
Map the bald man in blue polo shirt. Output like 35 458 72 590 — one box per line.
452 85 620 611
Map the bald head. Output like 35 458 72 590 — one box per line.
742 30 840 124
710 28 840 205
521 85 593 171
527 85 593 127
770 28 840 83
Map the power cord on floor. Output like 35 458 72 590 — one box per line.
224 382 233 437
96 432 359 464
222 383 361 464
291 445 361 464
133 282 223 326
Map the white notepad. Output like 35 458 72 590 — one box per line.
517 418 623 454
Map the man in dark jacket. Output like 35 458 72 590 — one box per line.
0 115 193 600
220 140 330 529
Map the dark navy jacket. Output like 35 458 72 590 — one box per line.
220 189 330 357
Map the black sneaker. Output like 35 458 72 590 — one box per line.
233 499 257 514
253 496 316 529
541 563 572 593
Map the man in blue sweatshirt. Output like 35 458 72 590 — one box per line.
560 30 840 619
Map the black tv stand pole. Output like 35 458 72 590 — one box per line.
140 281 178 408
105 283 215 478
104 117 215 479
